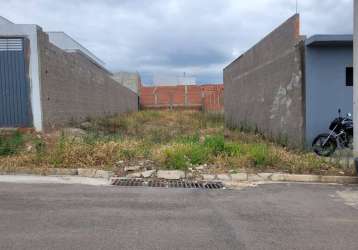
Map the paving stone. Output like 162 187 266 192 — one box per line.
157 170 185 180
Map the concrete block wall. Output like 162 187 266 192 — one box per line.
37 30 138 129
224 14 305 147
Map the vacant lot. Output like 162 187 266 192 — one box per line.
0 110 353 176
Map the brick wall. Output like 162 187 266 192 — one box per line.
224 14 305 147
140 84 223 112
201 84 224 113
37 31 138 129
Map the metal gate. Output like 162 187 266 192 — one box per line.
0 38 31 127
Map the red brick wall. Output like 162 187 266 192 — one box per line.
140 84 223 112
201 85 224 112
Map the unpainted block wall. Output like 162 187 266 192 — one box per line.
224 14 305 147
37 31 138 129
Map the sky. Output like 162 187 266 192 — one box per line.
1 0 354 84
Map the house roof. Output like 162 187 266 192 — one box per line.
305 35 353 47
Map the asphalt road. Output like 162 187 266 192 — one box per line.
0 182 358 250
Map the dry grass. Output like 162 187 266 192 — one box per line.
0 110 353 176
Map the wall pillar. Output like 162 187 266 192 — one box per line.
354 0 358 156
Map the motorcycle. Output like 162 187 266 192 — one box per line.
312 109 353 157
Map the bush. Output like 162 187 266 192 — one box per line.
157 143 210 170
186 144 210 165
160 145 189 170
204 135 225 156
247 144 271 166
0 132 24 156
224 142 242 157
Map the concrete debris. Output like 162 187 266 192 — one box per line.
141 170 156 178
157 170 185 180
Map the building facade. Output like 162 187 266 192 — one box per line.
224 14 353 148
0 17 138 131
305 35 353 145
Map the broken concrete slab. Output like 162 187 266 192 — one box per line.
157 170 185 180
141 170 156 178
124 166 141 172
127 172 142 178
203 174 215 181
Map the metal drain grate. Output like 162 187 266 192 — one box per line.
111 179 225 190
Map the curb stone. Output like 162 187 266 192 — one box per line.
0 168 357 184
216 174 231 181
231 173 248 181
0 168 114 180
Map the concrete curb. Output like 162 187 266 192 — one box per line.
0 168 115 180
217 173 358 185
0 168 357 185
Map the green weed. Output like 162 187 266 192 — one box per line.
0 132 24 156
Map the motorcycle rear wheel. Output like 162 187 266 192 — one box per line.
312 134 337 157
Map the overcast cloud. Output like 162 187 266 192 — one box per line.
1 0 353 84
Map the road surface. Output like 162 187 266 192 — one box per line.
0 182 358 249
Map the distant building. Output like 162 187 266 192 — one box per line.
112 72 141 94
224 14 353 147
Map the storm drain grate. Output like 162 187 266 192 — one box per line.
111 179 225 190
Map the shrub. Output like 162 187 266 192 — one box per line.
204 135 225 155
246 144 271 166
160 145 189 170
186 144 210 165
32 136 46 163
0 132 24 156
224 142 242 157
49 134 67 166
